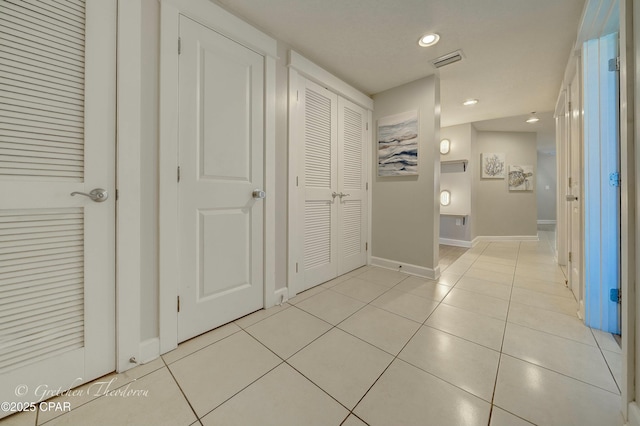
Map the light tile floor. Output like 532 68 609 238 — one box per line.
3 232 622 425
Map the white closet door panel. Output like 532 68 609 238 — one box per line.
299 79 338 291
338 97 367 274
0 0 116 416
0 209 84 373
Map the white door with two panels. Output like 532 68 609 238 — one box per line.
294 78 368 294
177 16 265 342
0 0 115 415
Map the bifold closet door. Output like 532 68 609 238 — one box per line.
337 97 367 275
296 78 368 294
298 79 338 292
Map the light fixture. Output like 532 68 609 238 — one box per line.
440 190 451 206
440 139 450 155
463 99 479 106
526 112 540 123
418 33 440 47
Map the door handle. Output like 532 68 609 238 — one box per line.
71 188 109 202
339 193 351 198
566 195 578 202
252 189 266 199
332 192 339 199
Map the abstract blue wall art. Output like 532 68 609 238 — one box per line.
377 110 418 176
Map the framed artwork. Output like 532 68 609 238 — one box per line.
481 153 505 178
378 110 418 176
508 165 534 190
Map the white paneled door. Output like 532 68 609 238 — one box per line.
294 78 368 294
0 0 116 416
177 16 264 342
568 67 583 316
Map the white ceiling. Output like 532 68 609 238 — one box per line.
215 0 585 129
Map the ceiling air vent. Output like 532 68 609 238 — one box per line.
430 50 464 69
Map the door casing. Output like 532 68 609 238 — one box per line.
157 0 277 355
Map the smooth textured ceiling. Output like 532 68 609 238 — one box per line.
214 0 585 128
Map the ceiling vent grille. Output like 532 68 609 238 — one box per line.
430 50 464 69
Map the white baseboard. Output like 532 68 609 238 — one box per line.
537 220 557 225
628 401 640 426
370 256 440 280
472 235 539 244
139 337 160 364
273 287 289 306
439 238 473 248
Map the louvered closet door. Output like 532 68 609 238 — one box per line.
0 0 116 414
299 79 338 292
337 97 367 275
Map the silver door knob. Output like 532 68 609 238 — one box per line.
566 195 578 201
339 192 351 198
252 189 266 199
332 192 339 199
71 188 109 202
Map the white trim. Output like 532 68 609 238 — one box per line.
367 109 373 266
472 235 540 244
139 338 160 364
159 0 276 58
158 0 180 355
288 50 374 110
116 0 142 372
287 67 301 297
370 256 440 280
274 287 289 305
628 402 640 426
158 0 276 355
537 220 557 225
264 56 277 308
439 238 473 248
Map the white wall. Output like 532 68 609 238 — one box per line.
537 151 557 222
140 0 160 341
371 76 440 273
440 124 474 244
476 131 538 237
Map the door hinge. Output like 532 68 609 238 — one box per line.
365 242 368 251
177 166 181 182
568 177 572 188
296 90 299 101
609 56 620 72
178 37 181 55
115 189 119 201
366 182 369 190
295 262 299 273
568 101 572 112
296 176 299 187
568 251 572 262
609 172 621 187
366 122 369 131
177 296 180 312
610 288 621 304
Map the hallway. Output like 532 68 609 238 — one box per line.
5 234 622 426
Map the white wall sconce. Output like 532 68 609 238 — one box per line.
440 190 451 206
440 139 450 155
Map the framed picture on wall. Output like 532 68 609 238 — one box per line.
378 110 418 176
508 165 534 191
481 152 505 178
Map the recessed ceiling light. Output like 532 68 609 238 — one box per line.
526 112 540 123
463 99 478 106
418 33 440 47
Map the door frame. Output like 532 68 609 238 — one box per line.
287 51 374 298
154 0 277 355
